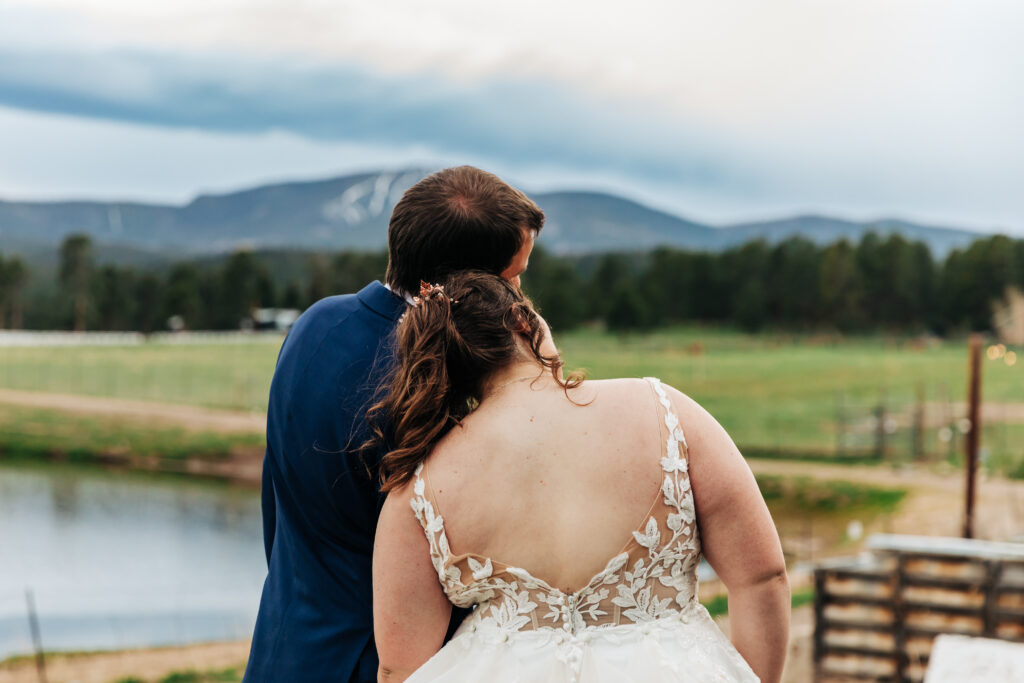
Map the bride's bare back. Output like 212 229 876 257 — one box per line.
375 366 790 682
424 376 664 591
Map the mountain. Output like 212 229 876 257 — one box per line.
0 169 994 260
0 170 427 254
532 191 720 253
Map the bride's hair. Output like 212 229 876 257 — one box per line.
366 270 582 493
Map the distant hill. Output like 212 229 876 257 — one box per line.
0 168 993 261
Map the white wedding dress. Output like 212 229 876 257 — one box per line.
405 378 760 682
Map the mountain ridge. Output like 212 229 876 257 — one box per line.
0 168 994 259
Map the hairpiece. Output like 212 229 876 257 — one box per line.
413 280 459 306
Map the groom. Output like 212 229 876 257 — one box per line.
244 167 544 683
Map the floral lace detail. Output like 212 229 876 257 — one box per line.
409 377 702 636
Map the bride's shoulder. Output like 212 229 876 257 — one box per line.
651 381 740 463
579 376 653 396
380 473 419 513
596 377 726 444
585 376 698 406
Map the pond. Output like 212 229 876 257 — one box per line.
0 463 266 660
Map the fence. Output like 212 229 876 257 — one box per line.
828 386 1024 474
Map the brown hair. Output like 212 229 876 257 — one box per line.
367 271 582 493
386 166 544 295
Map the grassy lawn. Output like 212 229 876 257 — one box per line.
0 341 281 412
115 668 243 683
0 403 264 462
755 474 907 513
0 326 1021 466
558 327 1024 461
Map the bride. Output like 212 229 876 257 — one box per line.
368 272 790 682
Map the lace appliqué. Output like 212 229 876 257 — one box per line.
409 377 702 637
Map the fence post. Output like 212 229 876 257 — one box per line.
963 334 983 539
25 588 48 683
912 383 925 461
835 391 847 458
937 381 951 461
874 397 887 461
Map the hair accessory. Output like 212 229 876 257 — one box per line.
413 281 459 306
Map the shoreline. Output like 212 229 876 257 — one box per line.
0 389 266 487
0 640 251 683
0 448 264 489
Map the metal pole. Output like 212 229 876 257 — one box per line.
25 589 47 683
963 334 983 539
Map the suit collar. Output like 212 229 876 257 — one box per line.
357 280 406 321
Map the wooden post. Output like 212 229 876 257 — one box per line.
874 401 886 461
912 383 925 461
963 334 983 539
25 589 47 683
835 391 846 458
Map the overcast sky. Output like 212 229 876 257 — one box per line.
0 0 1021 233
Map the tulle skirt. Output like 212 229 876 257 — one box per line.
406 604 760 682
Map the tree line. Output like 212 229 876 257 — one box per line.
525 233 1024 334
3 231 1023 334
0 252 29 329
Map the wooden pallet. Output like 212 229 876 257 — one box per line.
813 534 1024 682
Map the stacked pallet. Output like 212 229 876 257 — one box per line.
813 534 1024 682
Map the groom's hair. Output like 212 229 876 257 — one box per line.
386 166 544 295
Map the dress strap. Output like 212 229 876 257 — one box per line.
643 377 690 471
410 463 459 588
642 378 700 557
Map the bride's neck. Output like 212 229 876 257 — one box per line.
483 360 551 395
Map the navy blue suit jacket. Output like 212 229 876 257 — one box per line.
244 281 406 682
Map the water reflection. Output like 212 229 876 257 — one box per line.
50 477 79 520
0 463 266 659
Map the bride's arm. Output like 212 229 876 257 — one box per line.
373 484 452 682
667 387 790 683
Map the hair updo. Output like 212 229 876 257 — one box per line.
366 270 582 493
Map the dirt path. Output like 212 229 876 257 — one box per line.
0 389 265 434
0 640 250 683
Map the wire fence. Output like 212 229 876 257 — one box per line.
831 386 1024 474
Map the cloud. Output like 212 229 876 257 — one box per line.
0 0 1022 232
0 47 737 191
0 105 443 203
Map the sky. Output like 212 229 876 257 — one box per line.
0 0 1021 233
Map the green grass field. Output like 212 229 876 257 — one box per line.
559 328 1023 455
0 341 279 411
114 668 242 683
1 327 1021 463
0 403 264 462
